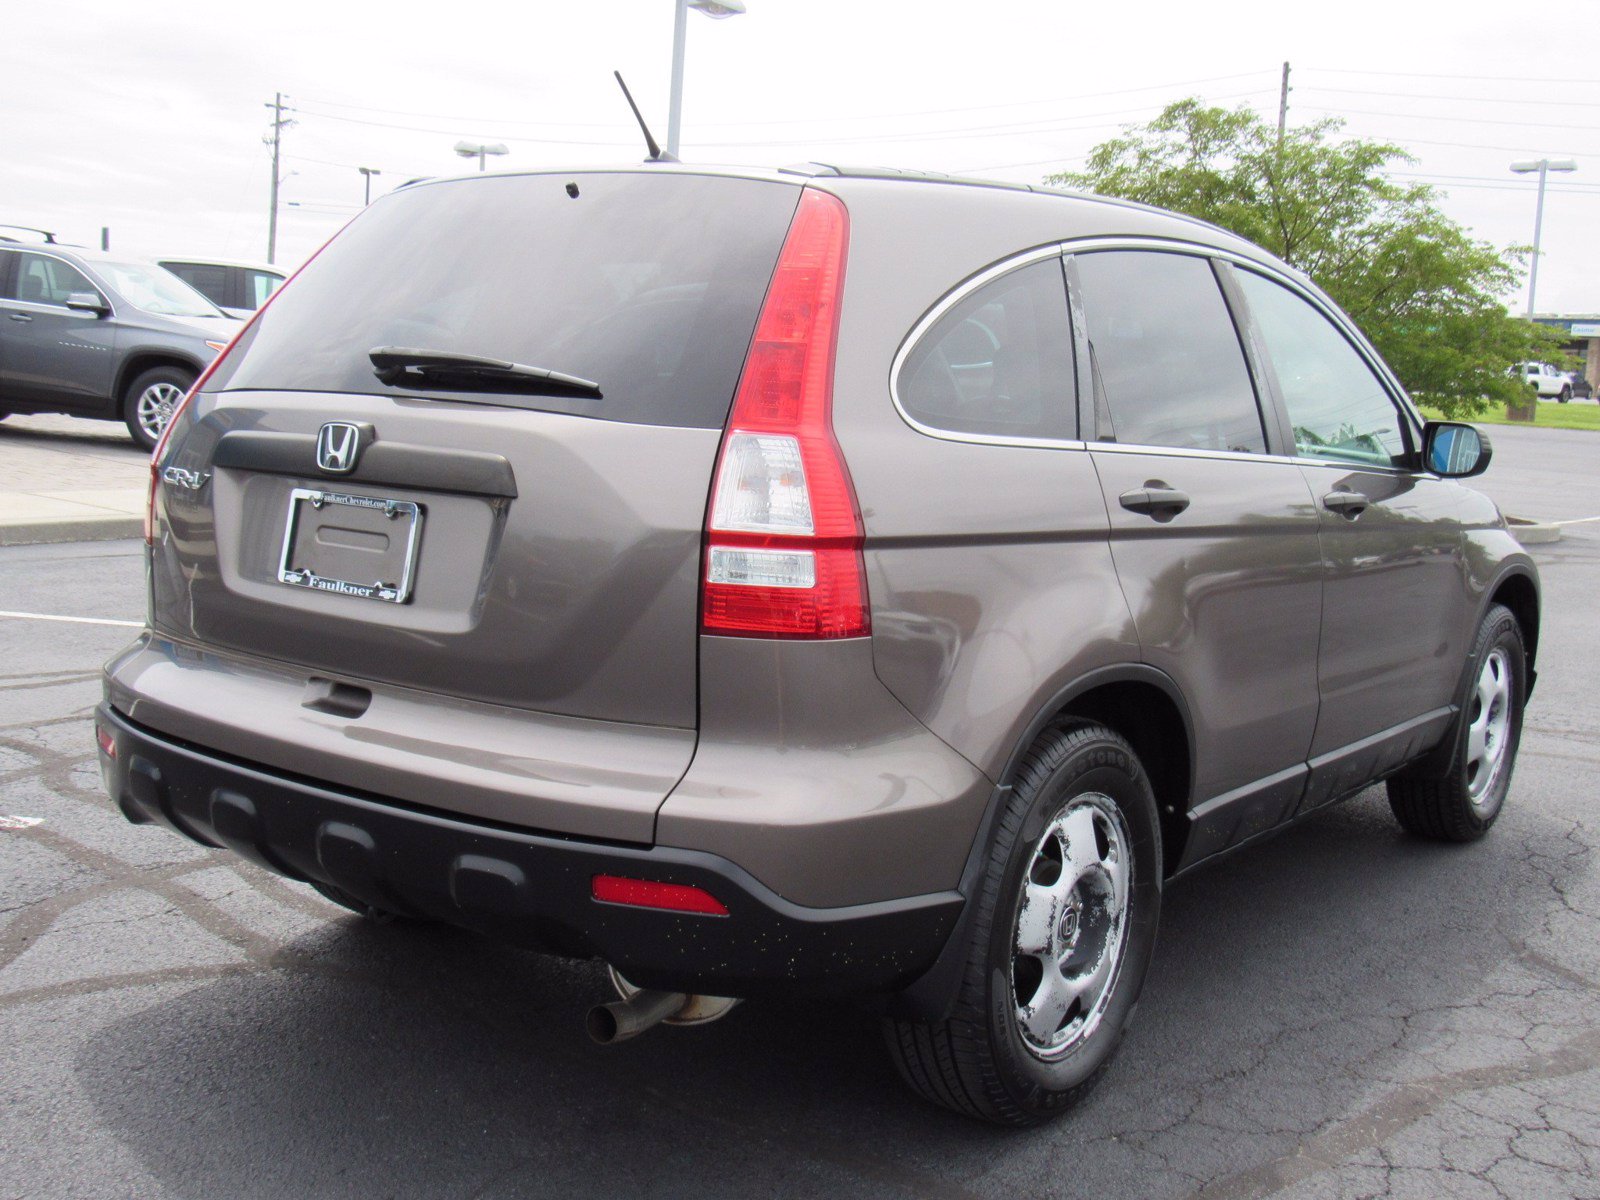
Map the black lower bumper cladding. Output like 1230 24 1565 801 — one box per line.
96 704 962 1000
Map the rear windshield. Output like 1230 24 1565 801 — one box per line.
210 172 802 428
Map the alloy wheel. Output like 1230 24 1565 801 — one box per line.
1466 647 1512 804
1011 793 1132 1060
136 382 186 444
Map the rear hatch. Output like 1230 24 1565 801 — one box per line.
144 170 803 835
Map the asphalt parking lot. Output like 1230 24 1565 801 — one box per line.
1 416 1597 1199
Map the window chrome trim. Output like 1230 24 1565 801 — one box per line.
886 234 1425 468
1059 235 1424 461
888 244 1086 451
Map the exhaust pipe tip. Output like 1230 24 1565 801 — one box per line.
586 989 688 1045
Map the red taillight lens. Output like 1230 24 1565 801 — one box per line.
95 724 116 759
702 187 868 639
591 875 730 916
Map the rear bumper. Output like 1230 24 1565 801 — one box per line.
96 703 963 1000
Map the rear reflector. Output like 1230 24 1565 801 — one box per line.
591 875 730 916
95 725 116 759
701 187 868 639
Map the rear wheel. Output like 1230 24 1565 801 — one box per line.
883 722 1162 1125
1388 604 1525 841
122 366 194 451
1560 386 1572 403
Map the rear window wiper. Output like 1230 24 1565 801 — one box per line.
369 346 602 398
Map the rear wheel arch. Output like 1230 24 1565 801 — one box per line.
891 664 1193 1025
997 666 1194 879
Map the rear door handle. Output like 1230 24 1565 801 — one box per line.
1323 490 1369 519
1119 485 1191 518
7 312 32 323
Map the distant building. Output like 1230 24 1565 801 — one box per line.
1534 315 1600 386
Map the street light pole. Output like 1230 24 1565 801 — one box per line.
665 0 746 159
1510 157 1577 317
358 167 381 206
454 141 509 171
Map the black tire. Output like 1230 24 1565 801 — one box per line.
883 722 1162 1125
122 365 194 451
1388 604 1525 842
1559 386 1571 403
309 879 404 924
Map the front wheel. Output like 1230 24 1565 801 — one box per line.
883 722 1162 1125
1388 604 1525 841
122 366 194 451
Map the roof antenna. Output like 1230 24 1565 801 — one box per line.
614 70 676 164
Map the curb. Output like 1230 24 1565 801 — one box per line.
0 516 144 547
1507 516 1562 545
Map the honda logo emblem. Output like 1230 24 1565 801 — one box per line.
316 422 362 474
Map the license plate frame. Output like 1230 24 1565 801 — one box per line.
276 487 424 604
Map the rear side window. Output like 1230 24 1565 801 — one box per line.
1235 269 1408 467
211 173 802 429
244 269 282 309
164 262 230 306
12 252 97 307
1075 250 1265 455
897 257 1075 441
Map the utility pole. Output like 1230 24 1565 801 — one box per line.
1277 62 1290 145
264 92 293 265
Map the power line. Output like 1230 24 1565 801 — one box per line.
1306 66 1600 85
292 88 1276 151
1300 103 1600 132
291 70 1277 133
1300 84 1600 109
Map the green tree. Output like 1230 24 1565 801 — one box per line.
1047 100 1566 417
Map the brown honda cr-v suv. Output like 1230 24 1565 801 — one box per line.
97 164 1538 1125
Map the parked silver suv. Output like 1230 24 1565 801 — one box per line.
0 243 239 448
97 165 1538 1125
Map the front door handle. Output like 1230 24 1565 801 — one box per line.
1323 490 1369 519
1119 485 1191 518
7 312 32 323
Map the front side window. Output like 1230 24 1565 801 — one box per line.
1235 269 1408 467
897 257 1075 441
97 261 221 318
12 253 96 307
1074 250 1265 454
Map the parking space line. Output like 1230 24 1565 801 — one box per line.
0 610 141 628
1553 514 1600 526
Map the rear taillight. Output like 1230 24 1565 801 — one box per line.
701 188 868 639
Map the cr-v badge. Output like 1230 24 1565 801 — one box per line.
316 422 363 474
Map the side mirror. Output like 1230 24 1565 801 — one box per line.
1424 421 1492 478
65 292 109 316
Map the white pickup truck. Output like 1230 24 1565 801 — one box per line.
1521 361 1574 401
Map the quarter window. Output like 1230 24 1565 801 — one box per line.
897 257 1075 441
1075 250 1266 454
12 253 97 307
1235 269 1408 467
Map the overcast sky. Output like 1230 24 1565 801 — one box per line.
5 0 1598 313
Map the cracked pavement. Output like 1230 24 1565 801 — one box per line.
1 424 1597 1198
